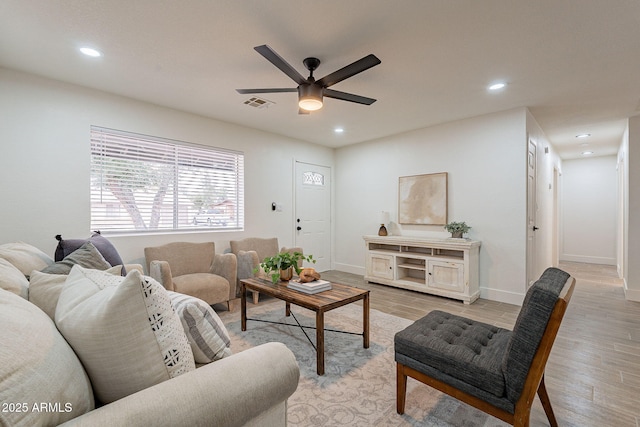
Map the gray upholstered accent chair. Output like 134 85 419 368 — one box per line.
144 242 237 309
229 237 302 304
395 267 575 427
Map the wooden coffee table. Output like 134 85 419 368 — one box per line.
240 277 370 375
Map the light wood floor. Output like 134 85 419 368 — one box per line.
321 262 640 427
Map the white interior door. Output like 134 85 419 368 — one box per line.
295 161 331 272
527 139 538 287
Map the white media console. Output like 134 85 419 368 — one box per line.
363 235 481 304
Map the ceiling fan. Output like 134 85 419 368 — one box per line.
236 45 381 113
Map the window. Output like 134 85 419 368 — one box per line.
90 126 244 233
302 171 325 186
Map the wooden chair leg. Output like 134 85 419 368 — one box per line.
252 290 259 304
537 375 558 427
397 363 407 414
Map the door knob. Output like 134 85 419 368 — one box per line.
533 226 539 231
297 226 302 231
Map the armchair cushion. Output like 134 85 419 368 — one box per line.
395 310 511 397
173 273 230 307
55 266 195 404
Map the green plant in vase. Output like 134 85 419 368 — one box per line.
255 251 316 284
444 221 471 238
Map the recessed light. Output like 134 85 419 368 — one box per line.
582 151 594 156
80 47 102 57
488 82 506 91
334 128 344 133
575 133 591 138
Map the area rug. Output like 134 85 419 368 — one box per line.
219 301 508 427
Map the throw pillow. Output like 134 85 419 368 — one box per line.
0 242 54 277
0 258 29 299
28 271 68 319
55 266 195 404
41 241 112 275
0 289 94 427
168 291 233 364
54 232 125 274
29 265 124 320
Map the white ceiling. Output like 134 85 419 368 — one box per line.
1 1 639 159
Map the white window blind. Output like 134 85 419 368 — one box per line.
90 126 244 233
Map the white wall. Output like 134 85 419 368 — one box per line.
560 156 617 265
0 68 334 266
334 108 529 304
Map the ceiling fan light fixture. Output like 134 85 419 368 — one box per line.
298 84 323 111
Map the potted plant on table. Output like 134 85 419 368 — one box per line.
444 221 471 238
256 251 316 284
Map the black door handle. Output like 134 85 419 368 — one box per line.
533 226 539 231
297 226 302 231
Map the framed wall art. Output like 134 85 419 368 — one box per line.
398 172 448 225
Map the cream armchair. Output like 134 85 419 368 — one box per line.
229 237 302 304
144 242 237 309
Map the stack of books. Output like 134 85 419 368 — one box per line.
288 279 332 294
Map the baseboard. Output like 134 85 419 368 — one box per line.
480 287 525 306
332 263 365 276
560 254 616 265
624 279 640 302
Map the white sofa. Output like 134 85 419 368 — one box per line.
0 242 300 427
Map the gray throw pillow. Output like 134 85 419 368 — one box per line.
42 242 111 275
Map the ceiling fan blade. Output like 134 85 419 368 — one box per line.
254 45 307 85
316 54 381 88
236 88 297 94
324 88 377 105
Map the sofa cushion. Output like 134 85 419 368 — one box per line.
0 258 29 299
501 267 570 403
168 291 233 364
55 266 195 404
394 310 512 397
0 241 53 277
55 232 125 274
0 288 94 427
41 241 112 275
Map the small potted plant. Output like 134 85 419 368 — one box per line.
255 251 316 283
444 221 471 238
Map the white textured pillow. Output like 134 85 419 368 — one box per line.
0 289 94 427
28 270 67 319
0 242 53 276
29 265 126 320
168 291 233 364
55 266 195 404
0 258 29 299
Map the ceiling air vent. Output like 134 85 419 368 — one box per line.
243 97 275 109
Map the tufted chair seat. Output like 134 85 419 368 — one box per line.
395 310 512 397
